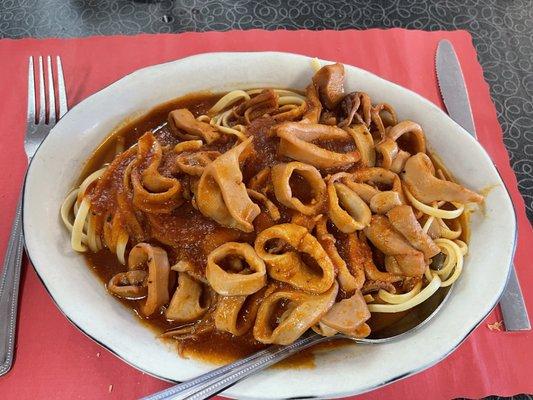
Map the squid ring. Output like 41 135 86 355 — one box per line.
369 190 402 214
206 242 267 296
271 162 326 215
253 282 338 344
131 133 182 214
345 124 375 167
127 243 170 317
255 223 335 294
387 120 426 154
327 173 371 233
165 272 209 322
214 287 274 336
375 138 399 170
175 150 220 176
107 270 147 299
345 167 406 210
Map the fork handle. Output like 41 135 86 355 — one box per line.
0 190 24 376
141 333 330 400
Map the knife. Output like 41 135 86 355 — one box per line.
436 39 530 331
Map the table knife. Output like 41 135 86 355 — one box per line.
436 39 530 331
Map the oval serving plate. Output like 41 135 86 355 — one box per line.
23 52 515 400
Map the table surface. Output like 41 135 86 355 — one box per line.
0 1 532 400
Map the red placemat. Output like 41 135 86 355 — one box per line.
0 29 531 400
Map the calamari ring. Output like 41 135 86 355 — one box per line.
131 169 182 214
375 138 398 169
255 223 335 294
401 153 483 204
247 189 281 221
206 242 267 296
248 167 271 192
301 84 322 124
197 137 260 232
107 270 147 299
165 272 208 322
318 290 371 338
253 281 338 344
175 150 220 176
174 140 203 153
346 167 406 205
171 260 208 284
214 286 275 336
127 243 170 316
214 296 251 336
168 108 220 143
363 215 426 277
345 124 375 167
387 204 440 259
352 231 402 283
315 216 363 293
341 182 378 203
369 190 402 214
387 120 426 154
313 321 338 337
271 162 326 216
390 150 410 174
351 167 403 192
276 122 360 168
131 133 182 214
370 103 397 139
327 173 371 233
116 159 146 242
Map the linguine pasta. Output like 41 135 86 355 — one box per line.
61 62 483 357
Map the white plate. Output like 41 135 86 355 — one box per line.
23 52 516 399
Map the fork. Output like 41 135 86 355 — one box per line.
0 56 68 376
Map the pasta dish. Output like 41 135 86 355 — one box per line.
61 62 483 359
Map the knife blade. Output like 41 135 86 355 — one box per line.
436 40 477 137
436 39 530 331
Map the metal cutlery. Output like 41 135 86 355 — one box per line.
436 39 529 331
0 55 68 376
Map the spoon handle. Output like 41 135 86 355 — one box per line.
142 333 330 400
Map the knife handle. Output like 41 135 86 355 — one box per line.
500 265 530 331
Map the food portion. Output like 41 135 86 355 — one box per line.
61 62 482 358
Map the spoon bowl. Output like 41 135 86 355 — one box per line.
364 285 452 342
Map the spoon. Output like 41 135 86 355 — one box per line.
142 285 452 400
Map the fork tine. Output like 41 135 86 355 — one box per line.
38 56 45 124
27 56 35 124
56 56 68 117
47 56 56 124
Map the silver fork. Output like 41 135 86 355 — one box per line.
0 56 68 376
